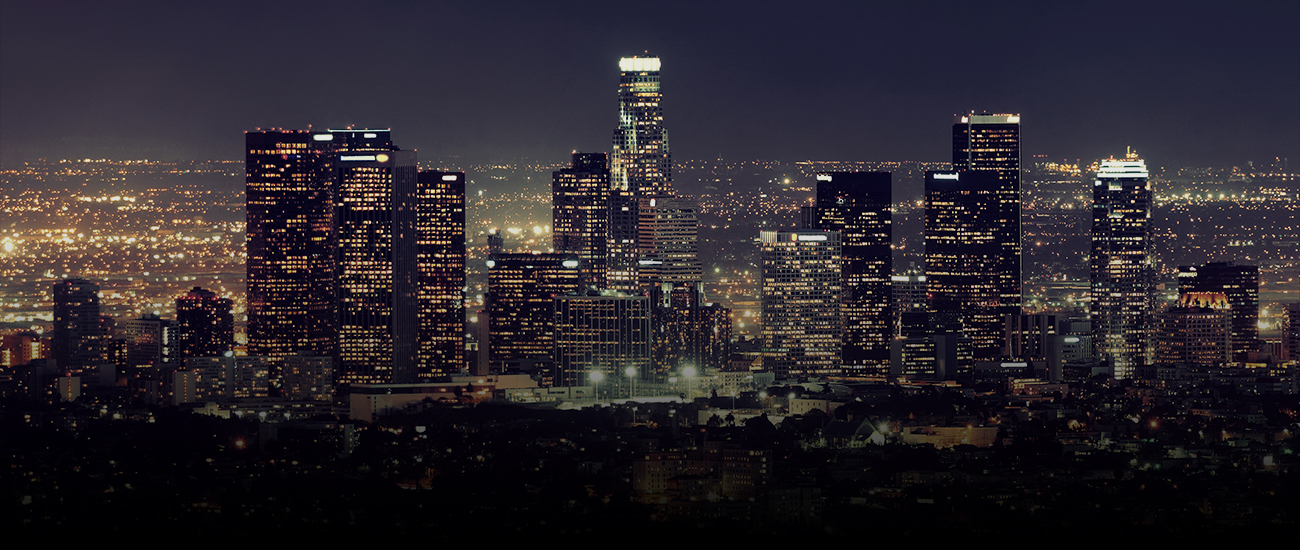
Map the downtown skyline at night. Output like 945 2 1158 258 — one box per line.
3 0 1299 542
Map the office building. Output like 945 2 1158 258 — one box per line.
176 287 234 361
487 253 581 367
1177 261 1259 361
552 291 652 388
245 130 337 362
552 153 610 289
812 172 892 375
1090 153 1154 379
609 55 673 292
124 314 176 369
1155 294 1232 366
760 230 842 378
52 278 103 373
637 196 702 297
925 169 1019 360
283 352 336 401
416 170 467 379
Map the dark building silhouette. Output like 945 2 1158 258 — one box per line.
52 278 103 373
175 287 233 360
416 170 467 379
812 171 892 376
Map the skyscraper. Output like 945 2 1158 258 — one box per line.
609 55 672 292
812 172 892 376
416 170 467 379
245 130 337 363
1090 154 1153 378
175 287 234 361
552 153 610 289
1176 261 1259 361
924 169 1017 360
486 253 581 367
331 129 418 384
637 196 702 296
760 230 842 378
52 278 103 372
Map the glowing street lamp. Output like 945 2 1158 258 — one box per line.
625 366 637 399
590 371 604 404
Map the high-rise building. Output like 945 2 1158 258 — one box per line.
124 314 176 369
924 169 1018 360
1155 294 1231 366
176 287 234 361
812 172 892 375
245 130 337 363
760 230 842 378
52 278 103 372
331 129 418 385
612 55 671 198
1090 154 1154 379
1176 261 1259 361
486 253 581 367
416 170 467 379
609 55 672 292
552 153 610 289
552 291 652 388
637 196 701 297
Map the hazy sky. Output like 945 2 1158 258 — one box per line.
2 1 1297 168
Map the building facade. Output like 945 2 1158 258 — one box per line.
1090 154 1154 378
609 55 673 292
552 291 652 388
175 287 234 361
1176 262 1259 361
552 153 610 290
487 253 582 367
416 170 467 379
812 171 892 376
760 230 843 378
52 278 103 373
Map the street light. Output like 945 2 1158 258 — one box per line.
625 366 637 399
683 365 696 401
590 371 604 404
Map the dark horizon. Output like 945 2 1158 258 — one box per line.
2 1 1297 170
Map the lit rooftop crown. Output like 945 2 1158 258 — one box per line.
619 56 661 72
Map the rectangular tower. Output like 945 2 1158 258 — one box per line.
552 153 610 289
417 171 467 379
760 230 843 378
52 278 103 373
552 291 652 388
813 172 892 376
487 253 582 367
175 286 234 361
1090 155 1153 378
925 169 1018 360
1176 261 1259 361
245 130 337 362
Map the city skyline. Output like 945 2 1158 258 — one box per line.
2 2 1297 170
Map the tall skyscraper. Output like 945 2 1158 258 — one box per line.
331 129 418 384
1090 154 1153 379
486 253 581 367
612 55 671 198
175 287 234 361
637 196 702 296
417 170 467 379
245 130 337 363
609 55 672 292
812 172 892 376
52 278 103 372
1176 261 1259 361
552 153 610 289
760 230 842 378
924 169 1018 360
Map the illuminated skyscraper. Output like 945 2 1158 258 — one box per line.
609 55 672 292
812 172 892 375
760 230 842 378
925 169 1018 361
331 129 419 384
552 153 610 289
175 287 234 361
1090 154 1153 378
487 253 581 367
52 278 103 372
245 130 337 363
1176 261 1259 361
417 170 466 378
637 196 701 295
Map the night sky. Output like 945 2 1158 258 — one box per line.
2 0 1297 168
